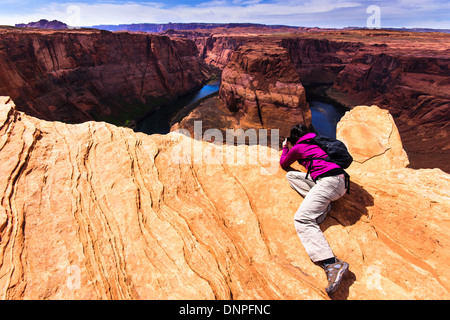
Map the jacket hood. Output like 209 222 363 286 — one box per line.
296 133 316 144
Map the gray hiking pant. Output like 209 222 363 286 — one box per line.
286 171 347 262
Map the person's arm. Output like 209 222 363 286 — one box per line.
280 140 301 168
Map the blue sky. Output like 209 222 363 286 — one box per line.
1 0 449 29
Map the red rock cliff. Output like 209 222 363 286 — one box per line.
180 30 450 172
282 32 450 172
219 41 311 139
0 28 209 125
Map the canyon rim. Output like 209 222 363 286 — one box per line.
0 22 449 301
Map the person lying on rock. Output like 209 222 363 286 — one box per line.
280 124 349 295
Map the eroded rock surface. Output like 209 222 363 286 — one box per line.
0 97 449 300
337 105 410 170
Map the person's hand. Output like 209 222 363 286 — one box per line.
283 138 289 148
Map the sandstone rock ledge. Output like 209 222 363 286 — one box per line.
0 96 449 300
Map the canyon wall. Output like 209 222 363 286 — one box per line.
0 28 209 125
280 37 361 86
200 35 249 69
281 33 450 172
1 96 449 300
329 45 450 172
186 30 450 172
219 41 311 139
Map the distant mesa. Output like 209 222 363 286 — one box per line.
15 19 69 29
90 22 300 33
13 20 450 34
91 23 450 34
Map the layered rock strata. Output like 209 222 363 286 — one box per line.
199 35 253 69
279 33 450 172
0 28 209 125
181 30 450 172
1 96 449 300
219 42 311 139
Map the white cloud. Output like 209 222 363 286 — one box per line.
232 0 264 4
83 0 362 25
0 0 364 26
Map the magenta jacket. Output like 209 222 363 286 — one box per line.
280 133 342 181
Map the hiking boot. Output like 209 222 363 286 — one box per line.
316 203 332 225
322 259 349 294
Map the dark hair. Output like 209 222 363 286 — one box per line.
289 124 310 145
